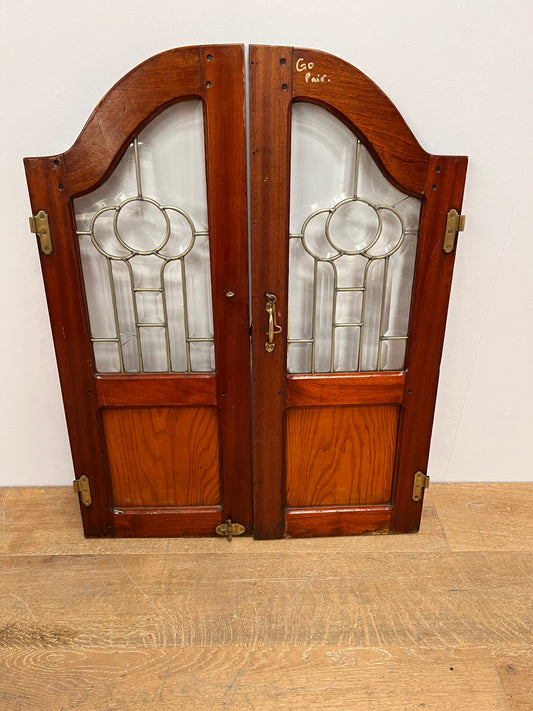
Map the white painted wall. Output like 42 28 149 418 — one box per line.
1 0 532 485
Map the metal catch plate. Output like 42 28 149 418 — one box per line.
73 475 92 507
29 210 53 255
215 519 245 540
412 471 430 502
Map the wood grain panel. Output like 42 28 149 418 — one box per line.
96 374 217 407
113 506 222 537
493 647 533 711
102 406 220 508
1 547 531 649
0 646 512 711
286 405 399 507
285 505 391 538
288 372 405 407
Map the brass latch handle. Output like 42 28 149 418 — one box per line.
265 292 282 352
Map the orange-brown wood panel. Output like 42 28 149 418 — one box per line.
112 506 222 537
103 406 221 508
288 372 405 407
96 374 217 408
285 505 392 538
286 405 399 507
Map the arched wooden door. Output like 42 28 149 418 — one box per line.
25 45 252 538
249 46 467 538
25 45 467 538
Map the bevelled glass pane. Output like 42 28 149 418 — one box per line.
288 102 422 373
288 238 314 341
380 339 407 371
93 342 120 373
288 342 312 374
334 327 360 372
73 101 215 374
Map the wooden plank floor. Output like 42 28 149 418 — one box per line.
0 483 531 710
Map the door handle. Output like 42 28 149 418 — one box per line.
265 292 282 352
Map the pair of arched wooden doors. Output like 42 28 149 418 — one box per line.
25 45 467 539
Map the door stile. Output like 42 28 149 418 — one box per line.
201 44 253 530
24 155 115 536
391 153 468 532
249 45 293 538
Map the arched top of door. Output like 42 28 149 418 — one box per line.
27 45 240 197
289 46 431 196
26 44 459 200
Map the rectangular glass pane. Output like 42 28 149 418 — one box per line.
288 342 312 374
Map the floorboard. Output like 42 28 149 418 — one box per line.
0 483 531 710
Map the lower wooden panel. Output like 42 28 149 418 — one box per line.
96 374 217 408
112 506 223 537
285 505 392 537
286 405 399 507
103 406 221 508
288 372 405 407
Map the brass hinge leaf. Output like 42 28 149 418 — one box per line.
29 210 53 255
215 519 245 541
412 471 430 502
73 475 92 507
443 208 466 254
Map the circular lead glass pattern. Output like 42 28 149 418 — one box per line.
114 198 170 255
326 198 381 255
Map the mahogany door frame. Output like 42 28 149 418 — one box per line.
249 45 467 538
24 45 252 537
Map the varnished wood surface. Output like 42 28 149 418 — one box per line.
103 406 220 508
113 506 222 538
390 153 468 533
202 44 253 531
96 373 217 407
287 372 405 407
0 483 531 710
285 505 391 538
286 405 398 506
249 45 293 539
63 46 203 195
291 47 430 195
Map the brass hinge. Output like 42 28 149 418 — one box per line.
73 475 92 507
412 471 430 502
443 208 466 254
215 519 245 541
29 210 53 255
